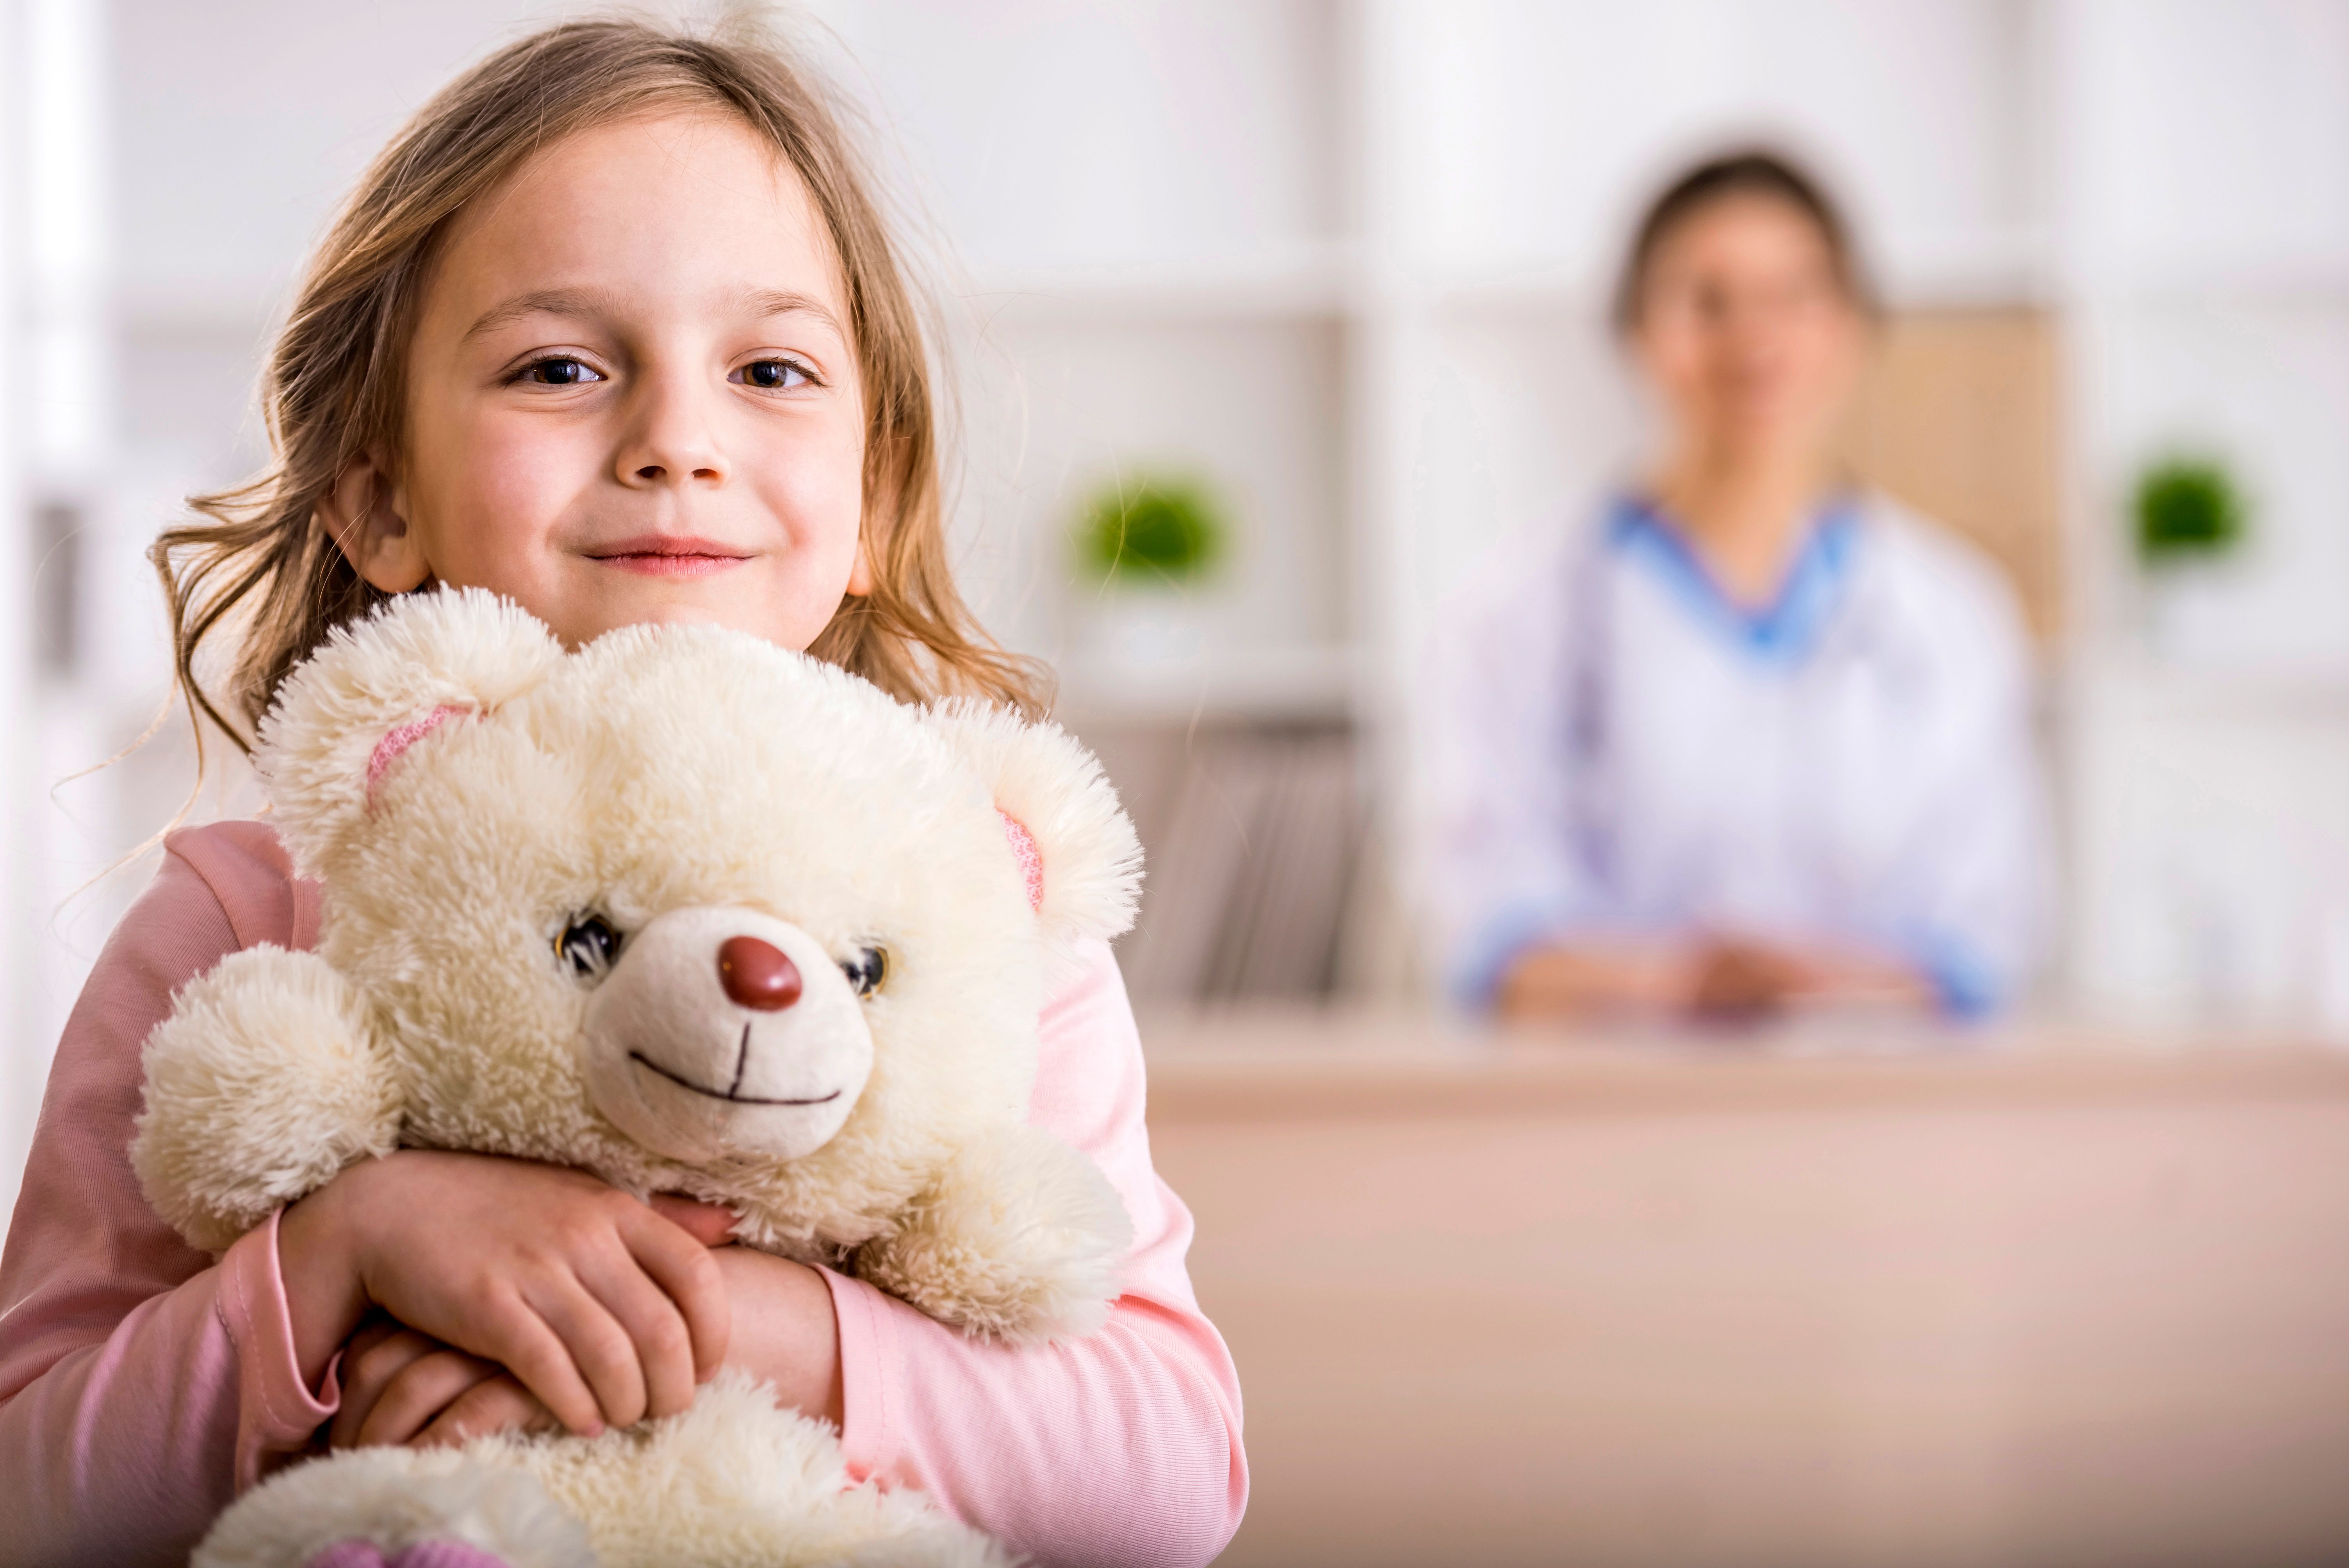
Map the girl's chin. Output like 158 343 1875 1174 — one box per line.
540 586 832 655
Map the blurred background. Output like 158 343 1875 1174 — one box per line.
4 2 2349 1562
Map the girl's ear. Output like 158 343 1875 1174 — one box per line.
847 528 875 597
319 449 431 593
256 587 565 875
926 700 1144 975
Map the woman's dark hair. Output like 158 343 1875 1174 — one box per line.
1611 149 1875 333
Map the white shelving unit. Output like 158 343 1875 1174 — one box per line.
864 0 2064 735
2046 0 2349 1026
826 0 2069 989
842 0 2349 1021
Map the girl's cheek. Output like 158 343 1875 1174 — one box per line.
461 420 601 530
758 422 866 551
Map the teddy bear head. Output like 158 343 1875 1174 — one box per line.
251 588 1140 1256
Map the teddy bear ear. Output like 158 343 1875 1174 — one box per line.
926 699 1144 968
255 586 565 874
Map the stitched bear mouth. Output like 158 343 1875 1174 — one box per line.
627 1025 843 1108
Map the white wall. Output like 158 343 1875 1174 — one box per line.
816 0 1342 273
1399 0 2040 289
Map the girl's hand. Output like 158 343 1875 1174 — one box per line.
330 1196 747 1449
278 1150 730 1437
325 1192 838 1453
329 1314 555 1449
406 1371 556 1449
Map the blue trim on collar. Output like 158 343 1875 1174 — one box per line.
1908 928 2002 1021
1606 494 1861 662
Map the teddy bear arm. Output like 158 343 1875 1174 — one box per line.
131 944 404 1253
856 1123 1134 1345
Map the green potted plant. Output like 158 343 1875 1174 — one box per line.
1075 473 1225 588
2132 453 2251 659
1069 471 1230 669
2134 457 2246 567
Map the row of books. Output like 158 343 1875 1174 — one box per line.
1116 724 1361 1003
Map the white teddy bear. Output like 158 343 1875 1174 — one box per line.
131 588 1144 1568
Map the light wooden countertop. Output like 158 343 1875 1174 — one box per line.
1136 1007 2349 1568
1139 1005 2349 1119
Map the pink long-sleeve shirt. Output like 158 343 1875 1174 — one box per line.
0 820 1246 1567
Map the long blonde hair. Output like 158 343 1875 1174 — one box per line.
154 16 1043 753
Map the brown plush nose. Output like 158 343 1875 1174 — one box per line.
718 936 801 1011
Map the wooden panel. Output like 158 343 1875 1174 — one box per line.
1145 1020 2349 1566
1836 308 2064 642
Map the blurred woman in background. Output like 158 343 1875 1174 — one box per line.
1431 151 2044 1025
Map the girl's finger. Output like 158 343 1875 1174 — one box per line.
411 1374 556 1450
520 1274 649 1431
576 1244 700 1421
479 1288 606 1437
622 1206 733 1379
353 1348 501 1449
342 1312 408 1365
648 1193 736 1247
330 1326 443 1450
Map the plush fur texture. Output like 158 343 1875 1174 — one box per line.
134 588 1143 1567
925 701 1144 994
132 945 399 1252
196 1373 1009 1568
195 1456 592 1568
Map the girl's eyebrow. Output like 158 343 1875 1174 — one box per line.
739 287 845 337
461 286 845 342
463 286 616 342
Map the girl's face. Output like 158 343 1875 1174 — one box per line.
1631 193 1865 467
326 110 870 650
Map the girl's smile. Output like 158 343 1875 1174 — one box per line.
584 535 756 579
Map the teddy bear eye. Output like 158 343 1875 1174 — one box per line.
841 946 886 998
556 915 624 980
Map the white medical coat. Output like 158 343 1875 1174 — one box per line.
1425 492 2045 1014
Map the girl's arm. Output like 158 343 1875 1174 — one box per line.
817 939 1247 1568
0 829 330 1566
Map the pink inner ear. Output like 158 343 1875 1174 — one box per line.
999 809 1044 913
365 706 469 809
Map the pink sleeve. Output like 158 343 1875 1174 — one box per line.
818 939 1248 1568
0 825 339 1565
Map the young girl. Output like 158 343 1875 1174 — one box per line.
0 21 1245 1566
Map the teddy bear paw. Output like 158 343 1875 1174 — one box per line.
857 1123 1135 1344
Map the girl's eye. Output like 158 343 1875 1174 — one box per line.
520 357 602 387
840 946 886 998
557 915 624 980
735 358 812 391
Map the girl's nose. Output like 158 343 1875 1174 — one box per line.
617 370 729 488
718 936 801 1010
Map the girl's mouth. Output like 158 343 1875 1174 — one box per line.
586 535 753 578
